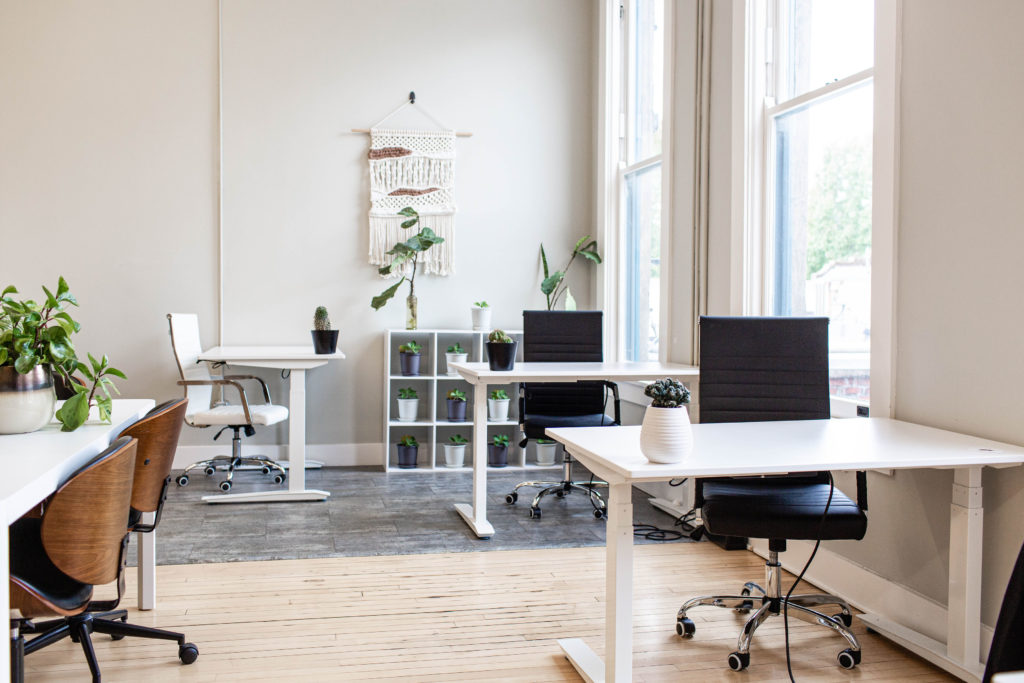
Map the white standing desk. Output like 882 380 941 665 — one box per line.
1 399 155 679
448 362 699 538
547 419 1024 683
197 346 345 503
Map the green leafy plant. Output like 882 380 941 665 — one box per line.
1 277 124 431
540 236 602 310
398 340 422 354
489 389 509 401
398 387 418 400
398 435 418 448
449 433 468 445
488 329 513 344
371 207 446 312
492 434 511 448
446 389 466 402
536 438 556 445
446 343 465 353
473 301 489 308
313 306 331 331
644 378 691 408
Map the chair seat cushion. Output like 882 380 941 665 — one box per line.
187 403 288 426
9 518 93 616
701 480 867 541
523 413 616 439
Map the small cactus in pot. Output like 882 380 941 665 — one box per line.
311 305 339 354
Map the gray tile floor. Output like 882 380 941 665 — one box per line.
128 464 695 565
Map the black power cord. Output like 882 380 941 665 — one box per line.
783 472 835 682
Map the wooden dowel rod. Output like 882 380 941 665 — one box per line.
350 128 473 138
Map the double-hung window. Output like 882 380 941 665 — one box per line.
754 0 874 401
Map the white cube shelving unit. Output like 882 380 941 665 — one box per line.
384 328 540 472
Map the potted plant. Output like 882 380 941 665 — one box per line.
535 438 560 467
487 388 510 422
471 301 491 331
370 207 445 330
488 433 511 467
396 387 419 422
396 434 419 469
398 340 422 376
639 378 693 463
485 329 517 371
540 236 602 310
443 433 468 468
311 306 339 354
446 388 467 422
445 342 468 376
0 277 125 434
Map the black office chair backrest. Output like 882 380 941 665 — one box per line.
522 311 607 418
983 538 1024 682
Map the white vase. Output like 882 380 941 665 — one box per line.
487 398 510 422
639 405 693 463
0 366 56 434
445 352 468 375
443 443 467 468
471 307 492 331
396 398 419 422
535 442 559 466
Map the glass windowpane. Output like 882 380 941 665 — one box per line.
625 163 661 362
628 0 664 164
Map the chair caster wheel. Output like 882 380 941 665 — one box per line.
178 643 199 665
529 508 541 519
204 466 216 476
219 480 232 492
261 466 271 475
737 587 753 613
676 617 695 638
837 648 860 669
727 651 750 671
593 508 606 520
555 490 566 498
110 633 126 641
833 612 853 627
273 474 285 484
176 475 189 487
506 492 518 505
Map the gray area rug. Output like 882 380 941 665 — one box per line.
129 465 694 565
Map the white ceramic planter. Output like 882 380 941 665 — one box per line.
0 366 56 434
487 398 510 422
535 442 559 466
639 405 693 463
443 443 467 468
445 352 468 375
396 398 419 422
471 307 492 331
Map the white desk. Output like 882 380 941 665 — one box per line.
197 346 345 503
547 419 1024 683
449 362 699 538
1 399 155 679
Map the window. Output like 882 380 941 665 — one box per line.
620 0 665 362
756 0 874 401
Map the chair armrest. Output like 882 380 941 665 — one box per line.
222 374 272 402
600 380 621 425
177 379 252 424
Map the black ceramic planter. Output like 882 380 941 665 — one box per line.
399 352 421 376
396 445 418 469
486 341 518 371
488 444 508 467
446 399 467 421
311 330 339 354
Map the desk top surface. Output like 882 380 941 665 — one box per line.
199 346 347 362
0 399 154 521
547 419 1024 483
449 361 699 384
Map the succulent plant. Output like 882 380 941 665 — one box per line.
447 389 466 402
536 438 556 445
644 378 691 408
474 301 489 308
398 435 418 448
398 387 418 400
447 343 465 353
398 340 422 354
488 329 513 343
492 434 511 448
489 389 509 401
313 306 331 331
449 434 468 445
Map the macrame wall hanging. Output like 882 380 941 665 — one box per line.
355 93 471 278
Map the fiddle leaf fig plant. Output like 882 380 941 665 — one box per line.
540 236 602 310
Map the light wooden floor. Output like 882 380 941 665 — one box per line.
24 543 955 682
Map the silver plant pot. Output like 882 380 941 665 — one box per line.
0 365 56 434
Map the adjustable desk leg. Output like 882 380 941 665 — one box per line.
948 466 983 667
454 382 493 538
137 513 156 610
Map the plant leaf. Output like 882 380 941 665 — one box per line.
14 353 36 374
96 395 113 422
105 366 127 380
56 391 90 432
573 234 591 253
397 207 418 217
540 244 549 279
400 218 418 229
371 277 405 310
540 272 564 296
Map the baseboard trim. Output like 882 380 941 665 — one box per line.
749 538 994 659
174 443 384 469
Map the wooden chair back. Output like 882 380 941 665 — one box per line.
119 398 187 518
40 436 137 586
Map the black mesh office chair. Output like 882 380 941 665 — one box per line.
983 538 1024 682
675 316 868 673
504 311 620 519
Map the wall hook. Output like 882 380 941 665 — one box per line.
409 91 416 104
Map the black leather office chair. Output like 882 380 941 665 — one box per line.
983 538 1024 682
675 316 868 673
504 310 620 519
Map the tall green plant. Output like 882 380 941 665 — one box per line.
370 207 445 312
540 236 602 310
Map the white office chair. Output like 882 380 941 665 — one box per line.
167 313 289 492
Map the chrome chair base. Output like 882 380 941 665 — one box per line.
175 426 286 492
505 454 608 519
675 550 862 672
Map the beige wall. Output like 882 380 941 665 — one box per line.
0 0 596 450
